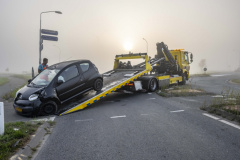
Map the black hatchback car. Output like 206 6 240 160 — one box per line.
14 60 103 116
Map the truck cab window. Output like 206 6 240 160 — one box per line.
184 52 189 62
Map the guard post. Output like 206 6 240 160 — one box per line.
0 102 4 135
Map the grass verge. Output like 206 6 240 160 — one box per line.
0 77 9 86
12 74 31 81
231 79 240 84
0 121 43 160
157 84 209 97
200 87 240 123
190 73 210 77
2 84 26 101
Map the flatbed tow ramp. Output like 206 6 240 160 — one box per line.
60 53 156 115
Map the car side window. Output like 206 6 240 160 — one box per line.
58 65 79 83
80 63 90 72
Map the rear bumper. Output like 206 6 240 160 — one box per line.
13 99 42 116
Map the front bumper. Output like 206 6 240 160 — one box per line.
13 99 42 116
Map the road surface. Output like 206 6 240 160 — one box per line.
34 72 240 160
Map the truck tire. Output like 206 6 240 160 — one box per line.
179 74 186 85
93 78 103 91
148 78 158 92
39 101 57 116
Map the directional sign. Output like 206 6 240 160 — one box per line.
41 29 58 36
41 35 58 41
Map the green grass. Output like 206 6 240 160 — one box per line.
12 74 31 81
2 84 26 100
2 74 31 101
157 84 208 97
231 79 240 84
0 121 43 160
190 73 210 77
0 77 9 86
201 87 240 119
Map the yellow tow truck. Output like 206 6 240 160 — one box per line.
60 42 193 115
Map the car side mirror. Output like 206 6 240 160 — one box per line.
28 79 32 84
57 79 64 85
190 53 193 63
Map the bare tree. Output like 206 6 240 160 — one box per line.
5 68 9 72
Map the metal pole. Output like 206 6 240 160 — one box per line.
39 13 42 65
39 11 62 65
143 38 148 54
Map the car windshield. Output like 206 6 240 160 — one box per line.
31 68 60 87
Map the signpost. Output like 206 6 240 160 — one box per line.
204 67 207 74
41 35 58 41
0 102 4 135
41 29 58 36
39 11 62 64
39 28 59 64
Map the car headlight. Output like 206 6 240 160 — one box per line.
29 94 39 101
15 89 21 98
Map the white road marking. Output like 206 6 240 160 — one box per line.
75 119 93 122
49 117 55 121
148 98 156 100
32 116 56 122
148 93 152 94
141 114 149 116
211 95 224 98
110 115 126 119
211 74 231 77
181 98 198 102
170 110 184 113
219 120 240 130
203 113 220 120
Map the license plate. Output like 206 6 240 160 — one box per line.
15 107 22 112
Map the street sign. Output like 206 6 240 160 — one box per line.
41 35 58 41
41 29 58 36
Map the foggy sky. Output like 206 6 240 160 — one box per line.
0 0 240 74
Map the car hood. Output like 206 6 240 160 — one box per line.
18 85 44 100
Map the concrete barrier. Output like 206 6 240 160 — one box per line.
0 102 4 135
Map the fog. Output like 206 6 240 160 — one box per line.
0 0 240 74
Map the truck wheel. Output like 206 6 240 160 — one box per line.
93 78 103 91
180 74 186 85
39 101 57 116
148 78 158 92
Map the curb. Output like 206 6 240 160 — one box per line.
10 122 53 160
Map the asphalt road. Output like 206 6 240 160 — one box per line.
34 73 240 160
190 72 240 94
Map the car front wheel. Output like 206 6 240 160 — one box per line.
39 101 57 116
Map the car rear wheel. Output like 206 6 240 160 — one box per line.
148 78 158 92
39 101 57 116
93 78 103 91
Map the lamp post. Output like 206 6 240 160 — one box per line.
39 11 62 64
142 38 148 54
